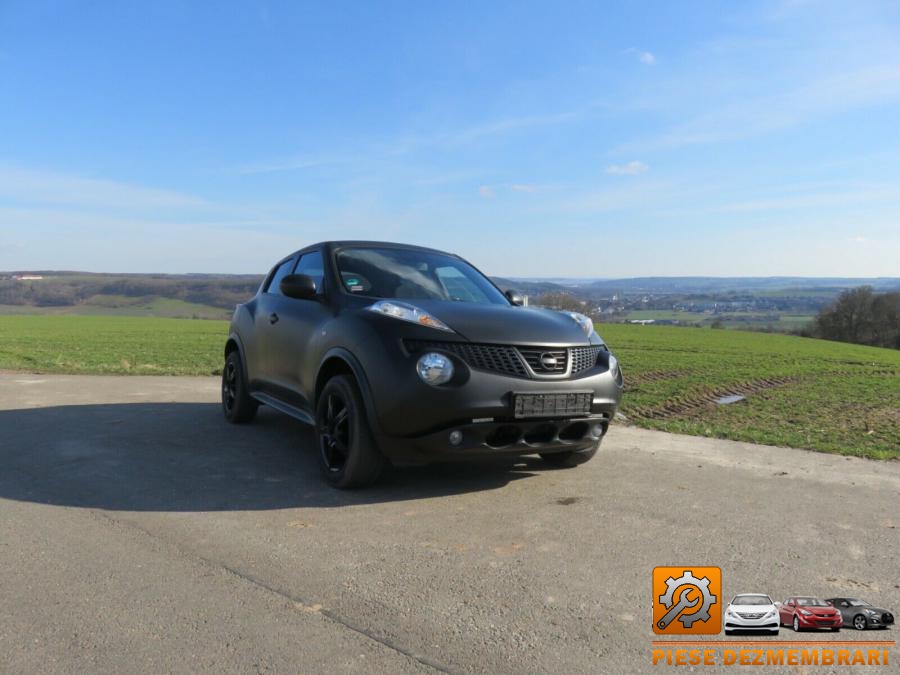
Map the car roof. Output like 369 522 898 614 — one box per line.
299 240 457 257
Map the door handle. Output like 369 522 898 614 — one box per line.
269 313 279 325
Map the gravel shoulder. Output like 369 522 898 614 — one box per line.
1 374 897 673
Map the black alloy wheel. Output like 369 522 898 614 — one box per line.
315 375 386 488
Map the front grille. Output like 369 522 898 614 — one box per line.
883 612 894 623
406 341 528 378
737 612 764 620
571 346 603 374
517 347 567 373
814 618 837 625
405 341 602 379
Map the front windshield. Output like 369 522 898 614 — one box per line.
796 598 829 607
335 247 509 305
848 599 871 607
733 595 772 606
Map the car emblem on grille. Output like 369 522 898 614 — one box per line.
539 353 559 370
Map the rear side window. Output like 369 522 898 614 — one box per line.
295 250 325 293
264 257 296 295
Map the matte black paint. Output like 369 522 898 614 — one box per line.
225 241 623 465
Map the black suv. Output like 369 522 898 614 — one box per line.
223 241 623 487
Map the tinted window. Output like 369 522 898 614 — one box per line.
335 247 508 305
265 257 296 295
295 250 325 293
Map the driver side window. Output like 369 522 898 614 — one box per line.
295 250 325 294
265 257 297 296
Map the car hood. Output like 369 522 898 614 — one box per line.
849 606 891 614
412 300 593 345
800 607 840 615
731 605 777 614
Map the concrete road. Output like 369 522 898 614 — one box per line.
0 373 897 673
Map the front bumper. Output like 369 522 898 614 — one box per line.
363 342 622 465
725 612 780 630
796 613 842 629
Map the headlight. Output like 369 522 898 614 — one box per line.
368 300 453 332
800 610 813 616
765 609 776 619
864 609 878 615
725 610 735 618
417 352 454 385
564 311 597 339
609 354 619 379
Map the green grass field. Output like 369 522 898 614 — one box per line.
1 315 897 459
623 309 815 329
0 294 229 319
0 316 227 376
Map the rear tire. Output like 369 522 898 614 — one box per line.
316 375 386 489
222 351 258 424
540 443 599 468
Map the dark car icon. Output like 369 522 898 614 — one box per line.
825 598 895 631
222 241 623 488
777 597 843 632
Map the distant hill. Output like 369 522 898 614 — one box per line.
0 272 264 320
505 276 900 294
2 271 897 320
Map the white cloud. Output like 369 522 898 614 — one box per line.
625 48 656 65
478 186 495 198
234 155 349 175
0 166 209 210
605 160 648 176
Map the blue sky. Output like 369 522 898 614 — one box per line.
1 0 899 277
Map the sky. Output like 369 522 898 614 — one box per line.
1 0 899 277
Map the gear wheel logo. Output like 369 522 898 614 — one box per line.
652 567 722 634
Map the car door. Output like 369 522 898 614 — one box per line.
836 599 850 623
264 250 330 411
780 599 793 624
252 255 298 391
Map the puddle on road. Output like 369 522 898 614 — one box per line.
715 394 746 405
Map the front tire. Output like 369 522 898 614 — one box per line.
222 351 258 424
316 375 386 489
853 615 867 631
793 616 801 632
540 443 599 468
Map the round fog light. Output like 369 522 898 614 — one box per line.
417 352 454 385
449 430 463 446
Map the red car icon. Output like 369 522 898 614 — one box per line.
777 597 843 632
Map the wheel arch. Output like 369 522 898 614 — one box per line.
315 348 380 434
224 333 250 381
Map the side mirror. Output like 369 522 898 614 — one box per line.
505 289 525 306
280 274 318 300
774 602 782 607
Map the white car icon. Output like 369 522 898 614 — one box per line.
724 593 780 635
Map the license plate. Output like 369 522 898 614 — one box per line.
513 392 592 419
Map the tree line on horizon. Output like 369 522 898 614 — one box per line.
803 287 900 350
